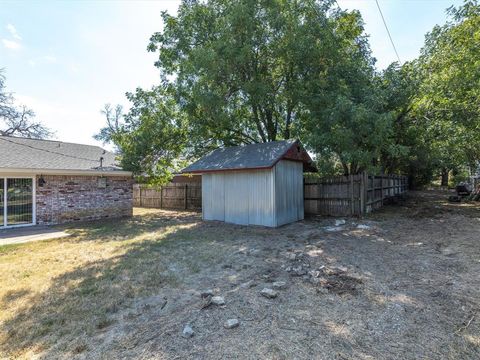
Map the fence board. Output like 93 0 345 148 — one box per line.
133 183 201 210
134 173 407 217
305 173 408 216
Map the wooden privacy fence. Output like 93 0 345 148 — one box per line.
134 173 407 216
133 183 201 210
304 173 408 216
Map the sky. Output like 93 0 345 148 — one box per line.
0 0 464 148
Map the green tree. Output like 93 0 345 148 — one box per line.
147 0 397 174
414 0 480 185
300 10 400 175
148 0 343 150
96 87 188 184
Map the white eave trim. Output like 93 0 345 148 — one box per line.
0 168 133 177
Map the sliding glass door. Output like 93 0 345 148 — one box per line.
0 180 4 227
0 178 35 228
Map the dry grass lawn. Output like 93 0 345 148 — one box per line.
0 191 479 359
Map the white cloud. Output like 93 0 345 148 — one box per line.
1 38 21 50
68 64 80 73
27 55 58 67
42 55 57 63
6 23 22 40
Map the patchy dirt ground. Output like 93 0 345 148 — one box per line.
1 190 479 359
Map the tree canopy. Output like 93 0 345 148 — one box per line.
99 0 480 186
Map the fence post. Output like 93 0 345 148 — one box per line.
184 184 188 210
362 172 368 215
350 174 354 215
360 173 364 216
160 186 163 209
380 175 384 205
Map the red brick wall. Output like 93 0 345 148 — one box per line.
36 175 133 225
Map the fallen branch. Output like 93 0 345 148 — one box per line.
455 313 476 334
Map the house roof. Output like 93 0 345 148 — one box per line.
182 139 316 173
0 136 131 176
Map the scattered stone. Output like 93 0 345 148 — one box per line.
316 287 329 295
200 289 214 298
324 226 342 232
335 219 346 226
260 288 278 299
224 318 240 329
309 270 321 278
287 253 297 260
272 281 287 290
211 296 225 306
182 325 194 338
291 265 307 276
357 224 371 230
240 280 257 288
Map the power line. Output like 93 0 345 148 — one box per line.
375 0 402 64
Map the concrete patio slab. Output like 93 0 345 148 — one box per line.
0 226 70 246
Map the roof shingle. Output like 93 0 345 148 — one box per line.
0 136 125 173
182 139 315 173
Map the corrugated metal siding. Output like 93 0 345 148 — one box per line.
202 169 275 226
247 169 275 227
202 163 303 227
202 173 225 221
275 160 304 226
224 171 250 225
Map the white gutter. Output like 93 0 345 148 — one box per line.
0 168 133 177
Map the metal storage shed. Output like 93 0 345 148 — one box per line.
182 140 316 227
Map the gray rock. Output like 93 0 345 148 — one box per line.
200 289 214 298
356 224 371 230
211 296 225 306
224 318 240 329
324 226 342 232
272 281 287 290
335 219 346 226
260 288 278 299
182 325 194 338
291 266 307 276
316 287 329 295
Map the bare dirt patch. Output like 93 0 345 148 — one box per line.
0 191 479 359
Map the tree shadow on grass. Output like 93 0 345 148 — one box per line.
60 210 203 244
0 212 213 358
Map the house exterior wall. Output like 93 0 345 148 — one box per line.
274 160 304 226
202 168 276 227
36 175 133 225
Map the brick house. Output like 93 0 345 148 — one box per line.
0 136 133 228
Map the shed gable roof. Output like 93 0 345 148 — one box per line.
0 136 127 174
182 139 316 173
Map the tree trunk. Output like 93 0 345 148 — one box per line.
441 169 449 187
